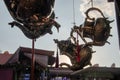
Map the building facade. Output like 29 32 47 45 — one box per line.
0 47 120 80
0 47 55 80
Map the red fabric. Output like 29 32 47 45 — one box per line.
0 69 13 80
76 45 81 62
76 33 81 62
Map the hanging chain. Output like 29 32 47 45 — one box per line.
88 0 94 8
72 0 76 26
91 0 93 8
72 0 79 45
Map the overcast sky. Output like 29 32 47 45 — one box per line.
0 0 120 67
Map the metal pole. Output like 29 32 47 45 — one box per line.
31 39 35 80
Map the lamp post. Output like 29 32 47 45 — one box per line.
31 39 35 80
3 0 60 80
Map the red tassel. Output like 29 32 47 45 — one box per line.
76 45 81 62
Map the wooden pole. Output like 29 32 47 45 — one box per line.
31 39 35 80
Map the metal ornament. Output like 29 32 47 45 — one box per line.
3 0 60 80
4 0 60 39
54 7 114 71
54 39 94 71
71 7 114 46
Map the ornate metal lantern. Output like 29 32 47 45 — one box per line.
4 0 60 39
71 7 114 46
3 0 60 80
54 39 94 71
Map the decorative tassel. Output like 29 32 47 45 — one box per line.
76 45 81 62
76 30 81 62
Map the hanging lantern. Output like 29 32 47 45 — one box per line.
54 39 94 71
4 0 60 39
3 0 60 80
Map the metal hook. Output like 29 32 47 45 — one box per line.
85 7 106 20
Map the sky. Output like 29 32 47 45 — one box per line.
0 0 120 67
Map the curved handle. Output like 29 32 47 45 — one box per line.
85 7 105 20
